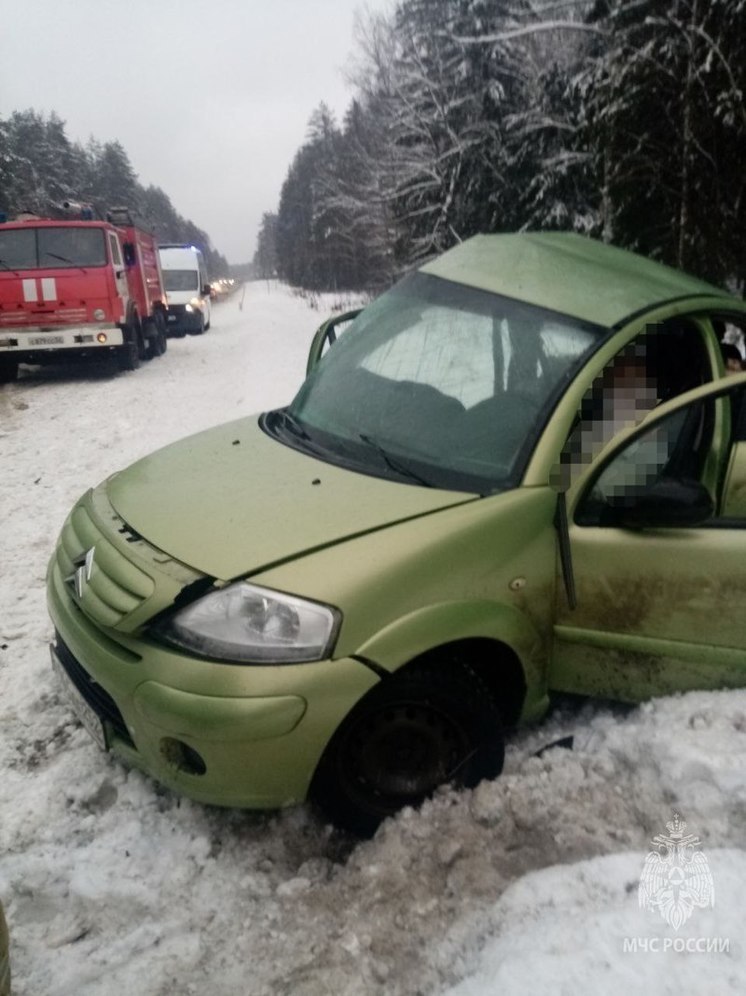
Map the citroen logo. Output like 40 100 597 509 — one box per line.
65 547 95 598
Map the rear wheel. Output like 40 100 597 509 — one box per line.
310 664 504 837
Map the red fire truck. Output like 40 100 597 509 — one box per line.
0 204 169 382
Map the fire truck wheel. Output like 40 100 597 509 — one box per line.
0 358 18 384
136 326 148 360
154 326 168 356
145 318 167 359
156 312 168 355
118 335 141 372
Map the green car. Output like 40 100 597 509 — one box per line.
48 233 746 835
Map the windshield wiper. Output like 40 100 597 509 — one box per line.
277 408 312 442
0 257 20 274
42 251 87 271
358 433 435 487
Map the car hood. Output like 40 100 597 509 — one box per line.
106 415 474 579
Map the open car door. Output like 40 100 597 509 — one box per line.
551 373 746 701
306 309 361 375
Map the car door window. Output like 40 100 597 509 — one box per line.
575 398 717 528
573 378 746 531
565 317 715 477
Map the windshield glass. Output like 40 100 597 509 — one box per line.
0 227 35 268
0 226 106 268
163 269 199 291
279 273 605 492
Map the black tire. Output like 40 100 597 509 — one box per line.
145 314 167 359
0 358 18 384
310 664 504 837
117 331 141 372
136 324 148 361
189 313 205 336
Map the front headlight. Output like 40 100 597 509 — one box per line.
150 582 340 664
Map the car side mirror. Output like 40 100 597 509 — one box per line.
607 477 713 528
202 284 211 297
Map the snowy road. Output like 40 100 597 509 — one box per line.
0 283 744 995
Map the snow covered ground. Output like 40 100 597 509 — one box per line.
0 282 744 995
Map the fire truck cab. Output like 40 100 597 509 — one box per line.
0 204 169 382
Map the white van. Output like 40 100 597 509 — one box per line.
158 244 211 335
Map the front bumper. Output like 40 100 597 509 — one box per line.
0 323 123 353
165 306 204 334
47 557 378 809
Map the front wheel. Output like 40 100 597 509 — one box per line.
117 331 141 372
310 664 504 837
189 313 205 336
145 314 168 358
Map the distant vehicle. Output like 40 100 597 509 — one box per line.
0 203 168 382
47 232 746 837
158 244 211 336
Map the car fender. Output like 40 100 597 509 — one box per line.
353 598 546 709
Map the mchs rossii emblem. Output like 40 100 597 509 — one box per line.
638 813 714 930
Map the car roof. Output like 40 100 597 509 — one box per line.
420 232 733 329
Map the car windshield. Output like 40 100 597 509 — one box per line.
0 226 106 268
163 269 199 291
275 272 605 492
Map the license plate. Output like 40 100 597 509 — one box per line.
167 315 176 322
28 334 64 346
50 645 107 750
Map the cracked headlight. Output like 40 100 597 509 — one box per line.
151 582 340 664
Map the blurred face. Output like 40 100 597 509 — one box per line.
726 356 742 375
608 356 658 418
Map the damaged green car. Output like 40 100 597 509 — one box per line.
48 233 746 835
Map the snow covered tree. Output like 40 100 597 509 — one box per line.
379 0 515 264
311 98 397 289
86 140 140 215
0 110 84 214
253 212 278 279
346 0 596 269
582 0 746 285
266 0 746 291
493 1 598 233
140 184 184 240
276 104 366 290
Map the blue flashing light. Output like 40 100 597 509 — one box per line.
0 211 6 224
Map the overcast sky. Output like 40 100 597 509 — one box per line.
0 0 393 264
